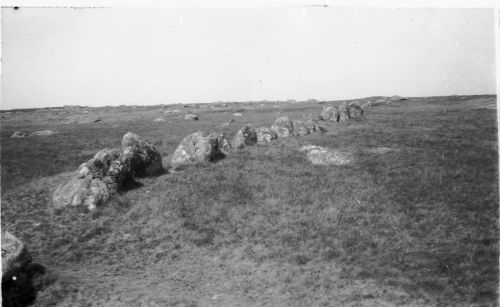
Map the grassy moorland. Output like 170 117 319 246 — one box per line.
1 95 498 306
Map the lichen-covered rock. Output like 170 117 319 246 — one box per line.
291 121 311 136
255 127 278 144
320 106 340 122
270 116 296 137
2 231 44 307
170 131 223 169
233 125 258 149
11 131 27 138
122 132 163 177
300 145 353 166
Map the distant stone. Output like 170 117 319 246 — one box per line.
171 109 181 113
29 130 55 137
11 131 27 138
233 112 243 117
270 116 296 137
2 231 44 307
233 125 258 149
361 101 373 109
366 147 399 154
93 118 102 123
255 127 278 144
185 113 198 120
320 105 340 122
153 118 166 122
300 145 353 166
170 131 224 169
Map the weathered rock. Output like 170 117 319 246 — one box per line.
233 125 258 149
338 102 350 121
2 231 44 307
255 127 278 144
292 120 311 136
349 103 364 119
170 131 223 169
213 133 232 155
11 131 27 138
361 101 373 109
122 132 163 177
300 145 353 166
320 105 340 122
270 116 296 137
184 113 198 120
29 130 55 137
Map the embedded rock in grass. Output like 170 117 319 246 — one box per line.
233 112 243 117
122 132 163 177
11 131 27 138
300 145 353 166
184 113 198 120
153 117 166 122
29 130 55 137
170 131 224 169
2 231 45 307
255 127 278 144
270 116 296 137
233 125 258 149
320 105 340 122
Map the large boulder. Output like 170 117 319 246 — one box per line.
270 116 296 137
11 131 27 138
122 132 163 177
170 131 225 169
320 105 340 122
233 125 258 149
300 145 353 166
213 133 232 155
255 127 278 144
52 132 161 211
2 231 44 307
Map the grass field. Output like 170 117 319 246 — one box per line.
1 95 498 306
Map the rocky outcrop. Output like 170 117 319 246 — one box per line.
270 116 296 137
255 127 278 144
233 125 258 149
2 231 45 307
291 120 311 136
338 102 350 121
52 132 162 211
348 103 364 119
170 131 226 169
300 145 353 166
11 131 27 138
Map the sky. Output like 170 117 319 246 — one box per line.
1 6 497 109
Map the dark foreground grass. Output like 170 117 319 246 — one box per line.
1 96 498 306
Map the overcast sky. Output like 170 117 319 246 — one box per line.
1 7 496 109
